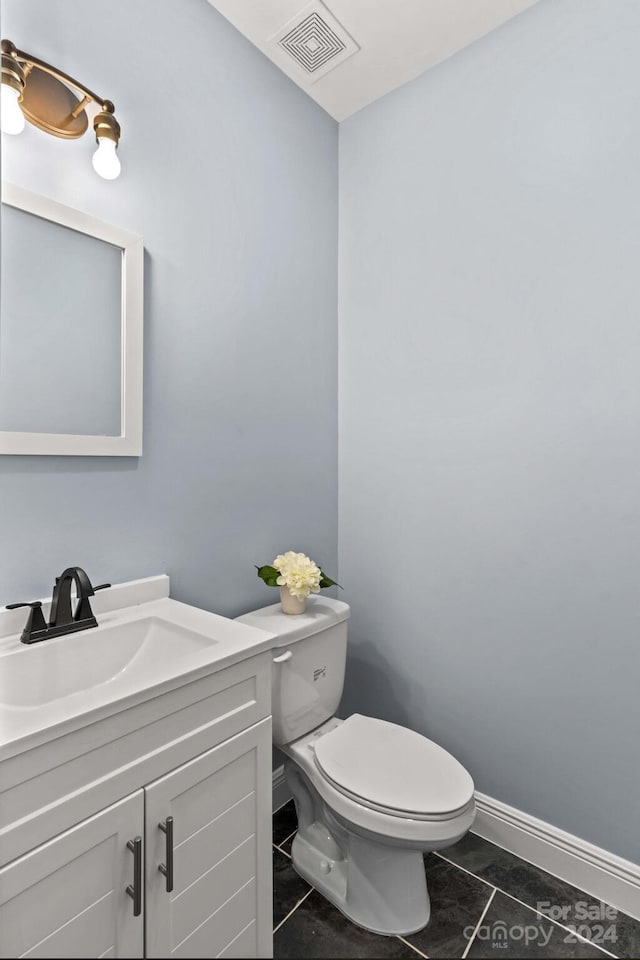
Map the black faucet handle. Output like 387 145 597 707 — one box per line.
6 601 48 644
74 582 111 625
74 583 110 624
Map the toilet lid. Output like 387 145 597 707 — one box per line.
313 714 474 818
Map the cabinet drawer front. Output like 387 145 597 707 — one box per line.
145 719 272 959
0 792 143 959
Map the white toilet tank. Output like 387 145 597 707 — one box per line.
235 597 350 745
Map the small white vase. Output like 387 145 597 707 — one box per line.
279 586 307 615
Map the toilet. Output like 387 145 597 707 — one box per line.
236 596 476 936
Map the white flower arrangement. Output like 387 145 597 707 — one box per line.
256 551 339 600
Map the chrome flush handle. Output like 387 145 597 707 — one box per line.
273 650 292 664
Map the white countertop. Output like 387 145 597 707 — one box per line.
0 576 276 760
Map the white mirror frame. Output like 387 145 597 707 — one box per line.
0 182 143 456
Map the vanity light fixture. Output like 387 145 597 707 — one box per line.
1 38 122 180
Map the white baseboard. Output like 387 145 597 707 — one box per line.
272 765 292 813
474 792 640 922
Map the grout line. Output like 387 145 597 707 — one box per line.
494 891 618 959
280 828 297 847
433 853 618 959
433 852 495 888
397 935 429 958
273 828 297 858
461 888 497 960
273 887 314 934
273 797 295 815
273 841 292 859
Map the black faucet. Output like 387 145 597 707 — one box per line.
7 567 111 644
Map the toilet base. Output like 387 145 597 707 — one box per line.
291 828 431 936
285 759 431 936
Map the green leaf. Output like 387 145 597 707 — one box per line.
256 565 281 588
319 570 342 590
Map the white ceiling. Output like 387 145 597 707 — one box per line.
207 0 539 121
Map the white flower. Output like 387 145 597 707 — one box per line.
273 551 322 600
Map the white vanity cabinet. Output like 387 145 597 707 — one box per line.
0 649 273 960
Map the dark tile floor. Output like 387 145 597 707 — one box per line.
272 800 640 959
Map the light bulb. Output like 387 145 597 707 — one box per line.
92 137 121 180
1 83 25 135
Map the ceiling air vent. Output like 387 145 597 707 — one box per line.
271 1 359 83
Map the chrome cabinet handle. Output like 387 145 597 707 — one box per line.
126 837 142 917
158 816 174 893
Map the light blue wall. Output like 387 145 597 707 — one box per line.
0 0 338 614
339 0 640 862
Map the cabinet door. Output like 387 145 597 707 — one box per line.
145 718 272 959
0 791 144 959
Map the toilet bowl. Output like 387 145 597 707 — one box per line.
236 597 476 936
282 715 475 934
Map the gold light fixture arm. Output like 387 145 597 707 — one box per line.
70 95 91 119
3 40 111 112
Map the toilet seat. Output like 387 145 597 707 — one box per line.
313 714 474 821
285 718 476 845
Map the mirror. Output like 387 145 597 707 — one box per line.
0 183 143 455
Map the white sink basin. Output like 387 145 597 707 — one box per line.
0 586 274 756
0 616 214 708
